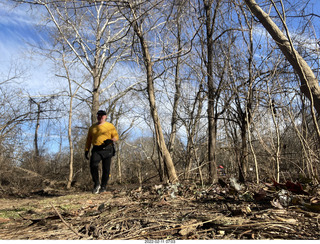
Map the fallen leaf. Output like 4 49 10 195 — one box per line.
216 230 225 237
285 181 309 195
310 197 320 204
271 179 286 189
179 219 199 236
273 215 297 224
271 199 284 209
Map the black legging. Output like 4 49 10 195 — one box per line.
90 148 113 188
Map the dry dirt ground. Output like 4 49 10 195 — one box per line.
0 181 320 240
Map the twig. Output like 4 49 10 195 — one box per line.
126 218 220 239
50 203 85 239
239 229 252 239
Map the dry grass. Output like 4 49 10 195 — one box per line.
0 182 320 240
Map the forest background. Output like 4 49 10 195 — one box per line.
1 0 320 194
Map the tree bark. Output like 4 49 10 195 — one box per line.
131 10 179 183
91 74 101 124
168 24 181 155
67 97 74 189
40 1 124 124
204 0 219 184
244 0 320 115
34 102 40 158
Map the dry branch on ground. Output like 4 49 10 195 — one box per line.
0 180 320 240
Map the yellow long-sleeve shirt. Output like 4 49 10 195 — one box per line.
85 122 119 152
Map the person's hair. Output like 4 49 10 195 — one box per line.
97 110 107 115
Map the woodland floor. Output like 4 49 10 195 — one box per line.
0 179 320 240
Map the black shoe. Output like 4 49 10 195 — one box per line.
99 187 107 193
92 185 100 194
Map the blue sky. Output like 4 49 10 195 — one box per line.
1 0 320 154
0 1 54 95
1 0 320 101
0 2 69 153
0 3 40 58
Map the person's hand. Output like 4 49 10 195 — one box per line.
85 151 89 160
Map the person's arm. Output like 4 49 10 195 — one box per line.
110 124 119 142
84 128 92 160
85 128 92 152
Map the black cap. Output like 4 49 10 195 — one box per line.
97 110 107 115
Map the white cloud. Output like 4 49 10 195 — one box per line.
0 2 55 95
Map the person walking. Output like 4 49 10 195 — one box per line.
85 110 119 194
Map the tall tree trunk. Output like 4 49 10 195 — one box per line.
239 123 248 183
168 24 182 155
131 13 178 183
34 103 40 158
238 15 254 183
91 74 101 124
245 0 320 181
67 97 74 189
204 0 220 184
244 0 320 117
185 137 195 180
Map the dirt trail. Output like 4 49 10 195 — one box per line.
0 183 320 240
0 192 111 239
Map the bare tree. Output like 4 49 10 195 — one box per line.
224 3 257 183
162 0 186 155
55 51 85 189
118 0 179 183
203 0 220 184
181 78 206 181
28 96 56 157
198 0 235 184
244 0 320 137
22 0 130 123
0 64 29 142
